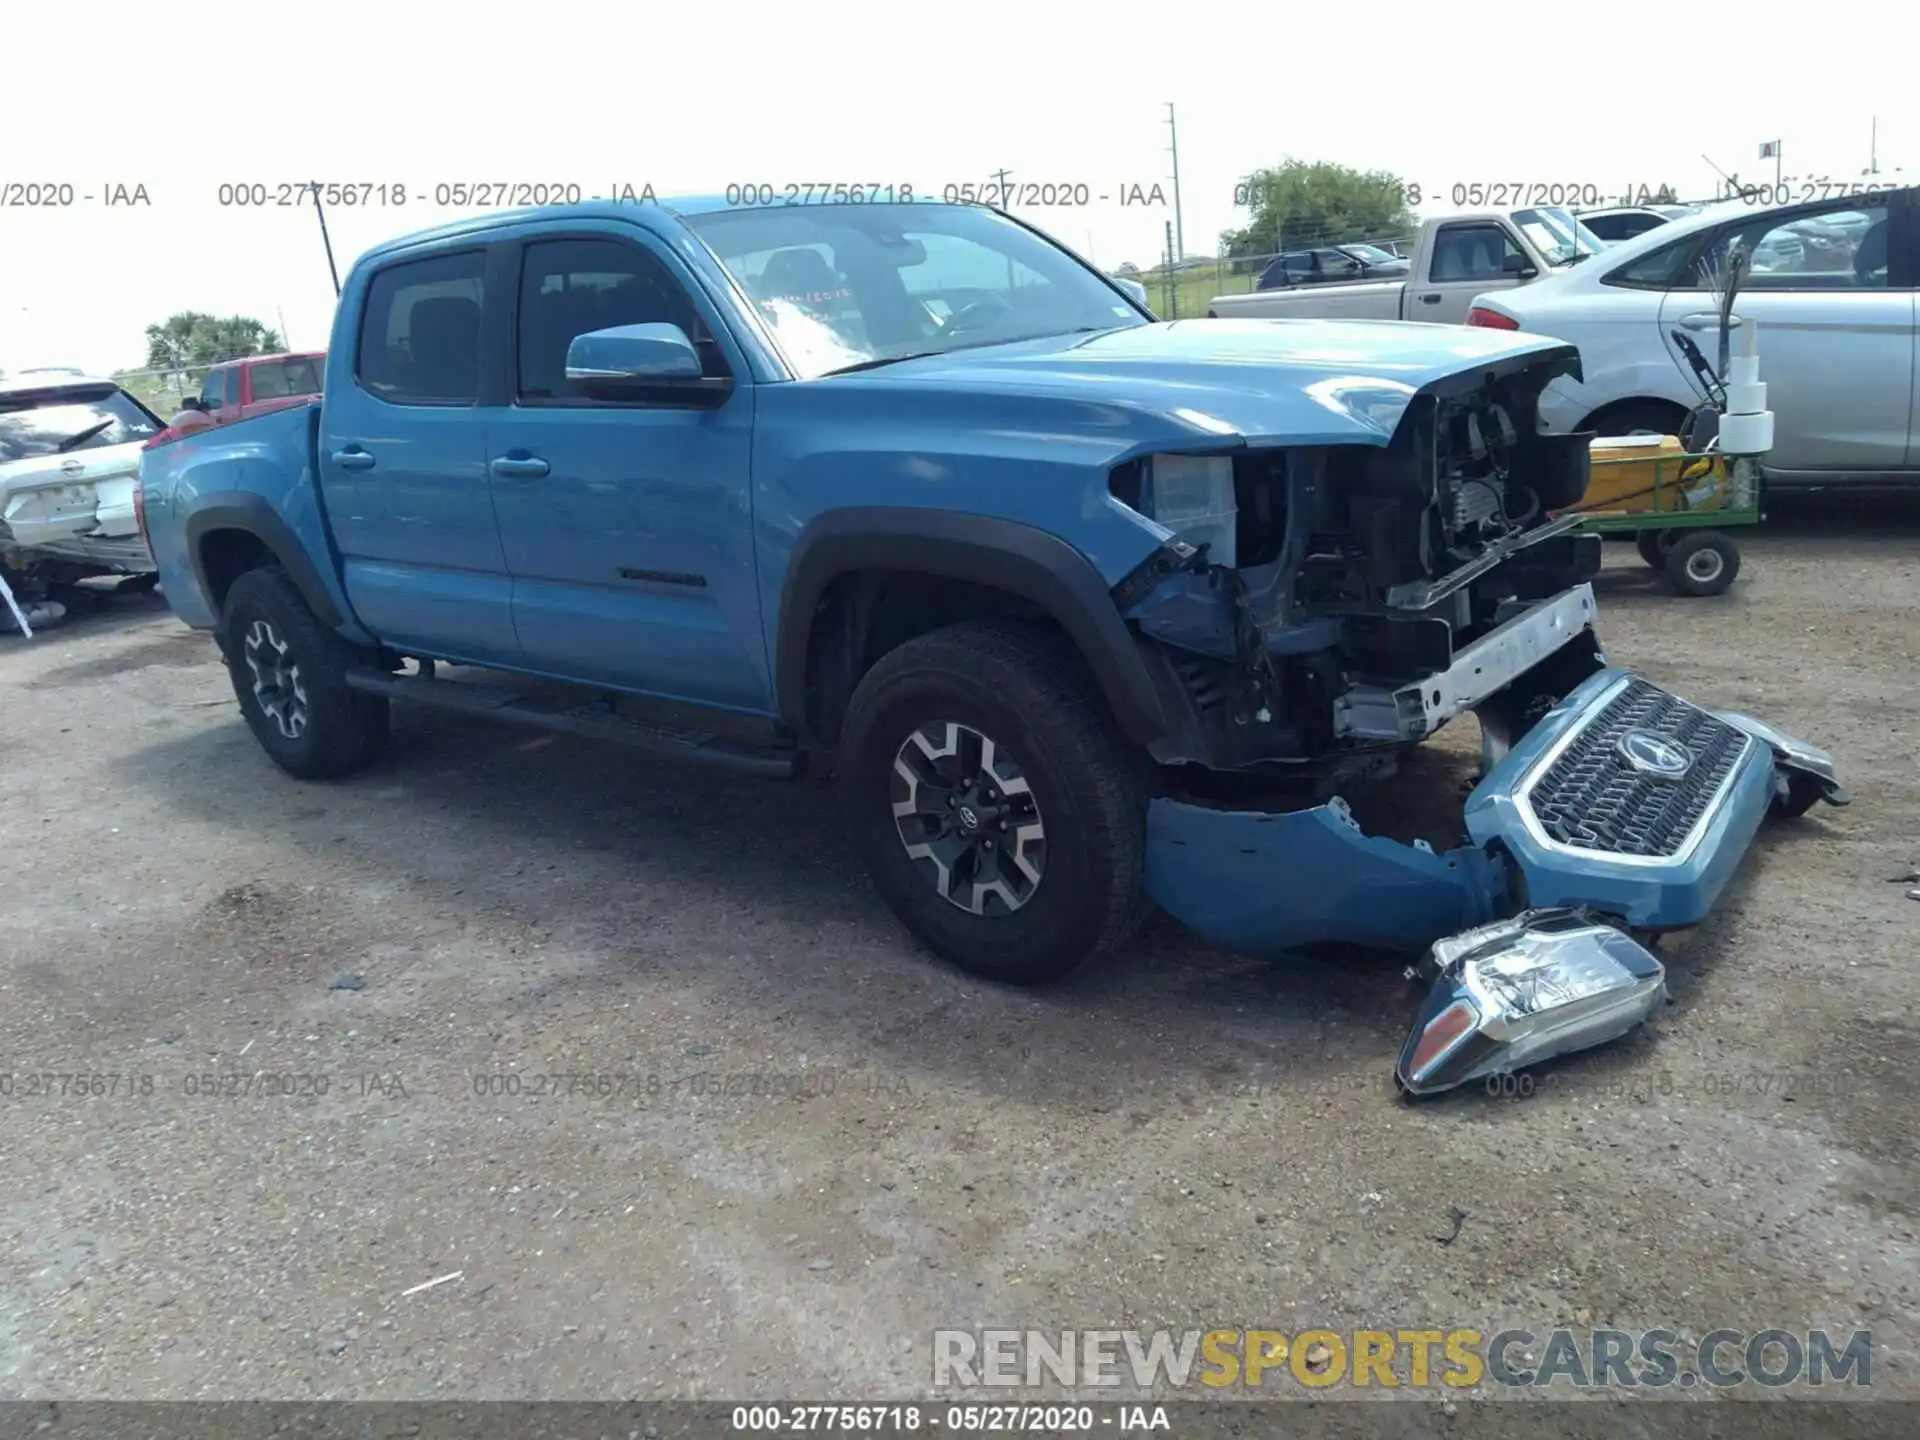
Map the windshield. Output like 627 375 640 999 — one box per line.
1512 207 1606 266
1342 244 1399 264
0 385 161 464
684 203 1148 379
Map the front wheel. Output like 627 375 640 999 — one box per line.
220 566 388 779
839 620 1149 985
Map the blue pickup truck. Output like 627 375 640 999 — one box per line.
138 196 1846 1094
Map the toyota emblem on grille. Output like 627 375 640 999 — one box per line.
1617 729 1692 779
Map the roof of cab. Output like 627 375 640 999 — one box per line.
353 194 961 263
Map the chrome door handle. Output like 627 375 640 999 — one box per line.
330 448 376 471
489 456 550 480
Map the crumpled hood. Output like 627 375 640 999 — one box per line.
831 319 1580 447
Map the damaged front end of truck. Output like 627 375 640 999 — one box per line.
1107 339 1846 1096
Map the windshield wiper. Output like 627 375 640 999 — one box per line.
817 327 1119 379
54 419 115 452
818 350 947 378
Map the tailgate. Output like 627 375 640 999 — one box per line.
0 442 144 547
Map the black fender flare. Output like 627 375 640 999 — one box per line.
184 493 345 629
774 507 1169 747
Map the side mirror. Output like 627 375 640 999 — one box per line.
1502 254 1539 279
180 397 205 412
566 323 707 395
1112 276 1150 309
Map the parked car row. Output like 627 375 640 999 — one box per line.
1207 206 1606 324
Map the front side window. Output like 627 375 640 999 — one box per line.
357 251 487 404
1692 203 1893 290
0 385 161 462
198 369 229 408
684 202 1146 379
515 237 720 401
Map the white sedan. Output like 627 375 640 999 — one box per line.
1 374 163 588
1466 190 1917 485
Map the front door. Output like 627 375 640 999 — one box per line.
1658 195 1914 474
487 230 770 712
318 246 521 666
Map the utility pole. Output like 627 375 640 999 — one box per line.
1870 116 1879 175
1164 103 1185 263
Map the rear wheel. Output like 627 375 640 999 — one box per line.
1636 530 1671 568
840 620 1149 985
220 566 388 778
1665 531 1740 597
1586 400 1689 439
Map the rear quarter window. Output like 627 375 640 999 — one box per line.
1603 236 1698 289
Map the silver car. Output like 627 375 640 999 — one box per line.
1 374 163 594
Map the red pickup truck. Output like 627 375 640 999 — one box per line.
188 352 326 426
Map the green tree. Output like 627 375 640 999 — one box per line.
143 311 284 371
1221 158 1418 262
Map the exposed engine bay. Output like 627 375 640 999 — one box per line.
1112 351 1605 788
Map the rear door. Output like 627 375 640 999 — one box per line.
486 227 770 709
1413 221 1532 322
317 246 521 665
1657 194 1914 473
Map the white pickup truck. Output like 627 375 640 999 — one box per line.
1206 206 1606 324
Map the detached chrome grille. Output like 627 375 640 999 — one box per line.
1522 679 1752 859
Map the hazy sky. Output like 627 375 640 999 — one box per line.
3 1 1910 375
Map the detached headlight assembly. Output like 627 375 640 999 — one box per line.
1116 453 1238 566
1397 908 1666 1096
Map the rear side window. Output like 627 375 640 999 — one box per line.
251 356 324 400
0 386 161 462
357 251 487 404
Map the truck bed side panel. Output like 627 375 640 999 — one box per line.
139 401 366 640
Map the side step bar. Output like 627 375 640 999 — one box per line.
343 669 806 779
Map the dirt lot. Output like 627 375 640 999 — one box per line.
2 501 1916 1424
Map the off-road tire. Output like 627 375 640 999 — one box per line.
1635 530 1670 568
840 619 1150 985
220 566 388 779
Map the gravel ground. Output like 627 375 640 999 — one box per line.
1 500 1915 1424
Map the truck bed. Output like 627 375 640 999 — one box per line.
1207 279 1407 320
